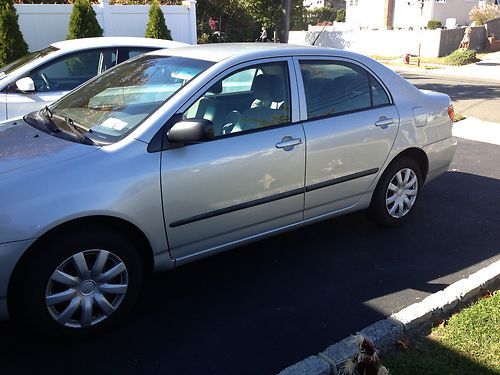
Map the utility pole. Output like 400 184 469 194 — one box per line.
279 0 292 43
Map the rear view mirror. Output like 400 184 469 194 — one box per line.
167 119 214 144
15 77 35 93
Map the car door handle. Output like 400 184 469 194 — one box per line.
375 117 394 129
275 137 302 151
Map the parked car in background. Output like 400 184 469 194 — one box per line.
0 37 186 121
0 43 456 338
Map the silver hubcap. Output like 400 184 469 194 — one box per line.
45 249 128 328
385 168 418 219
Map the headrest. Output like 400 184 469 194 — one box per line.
251 74 284 102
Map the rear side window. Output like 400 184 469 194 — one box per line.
370 76 390 107
118 48 154 64
300 61 390 120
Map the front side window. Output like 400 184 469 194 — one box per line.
26 55 213 144
183 61 291 137
29 50 118 92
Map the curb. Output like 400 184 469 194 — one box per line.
278 260 500 375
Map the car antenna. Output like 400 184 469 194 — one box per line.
312 8 338 46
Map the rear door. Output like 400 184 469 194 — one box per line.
295 57 399 219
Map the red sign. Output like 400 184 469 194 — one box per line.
209 18 216 31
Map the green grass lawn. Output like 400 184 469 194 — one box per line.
383 291 500 375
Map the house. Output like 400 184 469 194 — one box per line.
346 0 480 30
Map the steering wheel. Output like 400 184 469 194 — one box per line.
40 72 51 90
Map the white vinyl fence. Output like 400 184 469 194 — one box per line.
15 0 197 51
289 26 490 58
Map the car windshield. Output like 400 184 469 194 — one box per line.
0 46 59 77
44 55 214 144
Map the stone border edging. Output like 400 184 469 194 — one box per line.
278 260 500 375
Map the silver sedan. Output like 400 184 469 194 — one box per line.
0 43 456 337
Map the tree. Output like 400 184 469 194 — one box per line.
145 0 172 40
0 0 28 66
67 0 103 40
469 4 500 26
335 8 345 22
307 7 337 26
196 0 257 42
324 0 344 9
290 0 307 31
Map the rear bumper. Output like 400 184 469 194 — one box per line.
0 239 34 321
424 136 457 183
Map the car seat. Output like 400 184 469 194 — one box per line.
232 74 288 133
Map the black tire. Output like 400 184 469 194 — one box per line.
370 157 422 227
10 229 143 339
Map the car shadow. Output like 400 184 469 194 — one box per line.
0 168 498 374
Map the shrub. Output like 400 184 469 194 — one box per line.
67 0 103 39
469 5 500 26
445 48 478 66
427 20 442 30
145 0 172 40
335 8 345 22
0 0 28 66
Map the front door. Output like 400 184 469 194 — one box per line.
161 59 306 260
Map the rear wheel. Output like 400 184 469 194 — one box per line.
370 157 422 227
11 230 143 338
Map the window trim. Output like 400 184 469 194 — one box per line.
161 57 298 149
293 56 394 122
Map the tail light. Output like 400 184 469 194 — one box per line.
448 104 454 122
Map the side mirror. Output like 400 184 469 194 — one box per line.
15 77 35 93
167 119 214 144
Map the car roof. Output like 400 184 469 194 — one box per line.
51 37 187 51
150 42 364 63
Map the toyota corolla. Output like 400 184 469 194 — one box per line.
0 44 456 337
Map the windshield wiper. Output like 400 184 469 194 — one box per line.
43 105 53 118
61 116 95 145
36 106 59 133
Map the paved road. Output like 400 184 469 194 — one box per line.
1 138 498 374
403 72 500 123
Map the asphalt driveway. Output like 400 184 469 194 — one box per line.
0 138 498 375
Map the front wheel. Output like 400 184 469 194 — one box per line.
370 157 422 227
11 230 143 338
